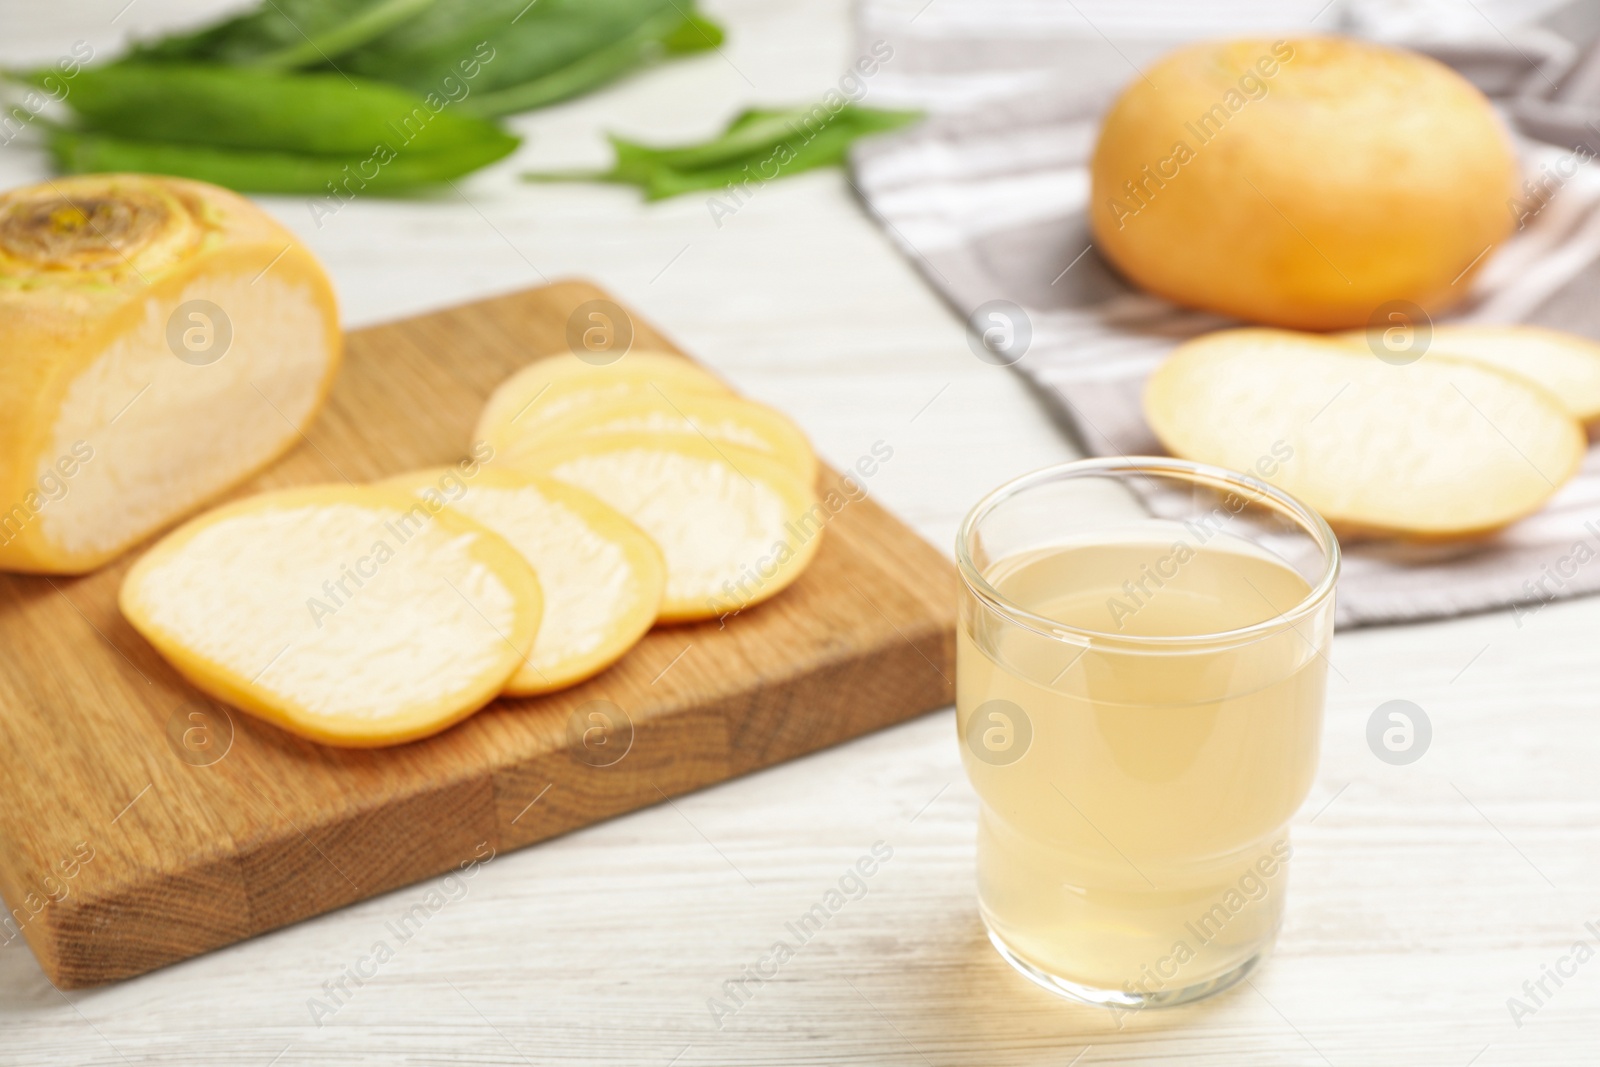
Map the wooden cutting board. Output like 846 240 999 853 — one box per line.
0 281 956 989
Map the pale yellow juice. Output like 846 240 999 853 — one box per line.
957 527 1326 999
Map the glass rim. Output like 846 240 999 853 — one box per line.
954 456 1341 650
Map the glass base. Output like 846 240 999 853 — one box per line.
984 920 1268 1012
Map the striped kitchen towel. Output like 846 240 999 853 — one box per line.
851 0 1600 627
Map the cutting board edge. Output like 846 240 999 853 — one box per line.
31 610 954 989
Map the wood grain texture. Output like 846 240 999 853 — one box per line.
0 281 957 989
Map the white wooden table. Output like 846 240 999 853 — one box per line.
4 2 1599 1064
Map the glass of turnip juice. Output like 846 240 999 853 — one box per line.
955 457 1339 1010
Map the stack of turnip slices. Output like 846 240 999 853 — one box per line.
1144 325 1600 539
120 351 822 747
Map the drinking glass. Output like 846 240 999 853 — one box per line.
955 456 1339 1009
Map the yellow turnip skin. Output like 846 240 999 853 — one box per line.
1090 37 1519 331
0 174 341 573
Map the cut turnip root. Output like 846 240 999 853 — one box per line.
0 174 340 574
474 350 728 451
120 485 543 747
1144 329 1585 538
1337 323 1600 424
384 466 665 695
495 391 818 487
510 434 823 621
